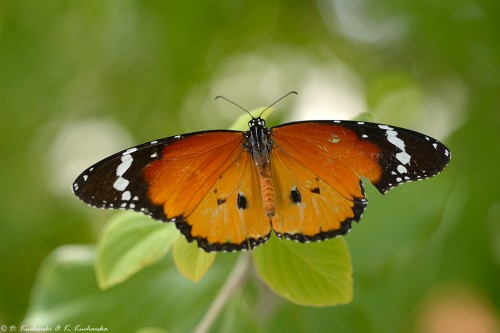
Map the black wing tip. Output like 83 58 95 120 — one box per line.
375 157 451 194
375 138 451 194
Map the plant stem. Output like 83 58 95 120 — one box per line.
193 252 251 333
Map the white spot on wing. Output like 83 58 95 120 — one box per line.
386 130 406 151
113 177 129 191
397 165 408 174
396 151 411 165
378 124 393 130
117 154 133 176
123 147 137 155
122 191 131 201
383 127 412 165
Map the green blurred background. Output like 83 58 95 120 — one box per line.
1 1 499 332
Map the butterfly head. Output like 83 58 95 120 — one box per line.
248 117 267 130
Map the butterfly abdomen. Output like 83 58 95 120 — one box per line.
257 161 276 217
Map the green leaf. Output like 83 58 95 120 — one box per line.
24 245 233 332
172 235 217 282
96 212 179 289
252 235 353 306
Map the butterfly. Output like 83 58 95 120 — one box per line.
73 94 451 252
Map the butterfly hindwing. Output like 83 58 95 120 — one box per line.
177 151 272 251
271 146 366 241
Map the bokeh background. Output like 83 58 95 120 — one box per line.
1 1 499 332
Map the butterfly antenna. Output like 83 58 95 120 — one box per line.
258 91 298 118
215 95 254 118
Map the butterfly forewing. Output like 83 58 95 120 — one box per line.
143 131 245 217
272 120 450 194
73 130 244 222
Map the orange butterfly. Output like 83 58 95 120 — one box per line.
73 94 450 252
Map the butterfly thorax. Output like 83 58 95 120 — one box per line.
245 117 276 218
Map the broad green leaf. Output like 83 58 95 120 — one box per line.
252 235 352 306
24 245 233 333
172 236 217 282
96 212 179 289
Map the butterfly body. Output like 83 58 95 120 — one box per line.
73 117 450 252
246 118 276 218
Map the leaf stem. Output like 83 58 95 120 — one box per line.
193 252 251 333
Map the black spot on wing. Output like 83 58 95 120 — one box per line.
290 187 302 204
310 187 320 194
237 192 247 210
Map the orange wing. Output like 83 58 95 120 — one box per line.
143 132 272 251
270 120 450 241
175 151 272 251
270 122 378 240
73 130 272 251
